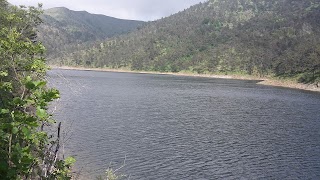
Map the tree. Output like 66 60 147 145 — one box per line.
0 1 75 179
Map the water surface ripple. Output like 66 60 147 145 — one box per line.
48 69 320 179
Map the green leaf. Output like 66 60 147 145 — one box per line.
64 157 76 166
12 127 19 134
13 97 23 105
0 71 8 77
45 89 60 101
36 107 47 119
0 109 10 114
34 80 46 88
25 76 39 90
1 82 12 91
25 81 35 90
21 127 31 138
26 121 38 128
26 99 35 105
25 76 32 82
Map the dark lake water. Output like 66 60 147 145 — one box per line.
48 69 320 179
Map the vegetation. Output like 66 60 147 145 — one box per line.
1 0 317 178
0 1 75 179
47 0 320 84
97 168 125 180
37 7 144 60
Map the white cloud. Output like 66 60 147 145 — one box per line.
8 0 207 21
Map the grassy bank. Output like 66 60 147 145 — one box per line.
50 66 320 93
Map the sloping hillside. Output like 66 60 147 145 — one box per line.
48 0 320 83
38 7 144 57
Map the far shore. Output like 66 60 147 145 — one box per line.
50 66 320 93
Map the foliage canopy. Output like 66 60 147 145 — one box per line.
0 1 75 179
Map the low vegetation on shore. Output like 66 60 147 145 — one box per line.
53 66 320 92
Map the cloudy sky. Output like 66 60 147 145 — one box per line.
8 0 207 21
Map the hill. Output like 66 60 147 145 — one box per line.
37 7 144 58
48 0 320 84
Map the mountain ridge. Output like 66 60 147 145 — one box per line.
37 7 144 58
45 0 320 84
44 7 140 21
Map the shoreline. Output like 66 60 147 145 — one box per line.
50 66 320 93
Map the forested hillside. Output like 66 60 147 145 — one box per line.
37 7 144 58
48 0 320 83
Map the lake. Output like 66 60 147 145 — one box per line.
48 69 320 179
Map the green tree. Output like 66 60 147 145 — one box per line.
0 1 75 179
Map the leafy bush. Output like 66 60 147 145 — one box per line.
0 1 75 179
297 72 320 84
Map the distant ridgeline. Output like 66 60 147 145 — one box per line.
47 0 320 83
37 7 144 59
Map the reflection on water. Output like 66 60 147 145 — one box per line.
48 69 320 179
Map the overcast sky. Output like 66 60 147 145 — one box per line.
8 0 207 21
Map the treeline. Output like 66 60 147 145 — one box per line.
49 0 320 83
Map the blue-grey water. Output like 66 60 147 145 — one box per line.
48 69 320 179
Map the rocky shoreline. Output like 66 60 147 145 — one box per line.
51 66 320 93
